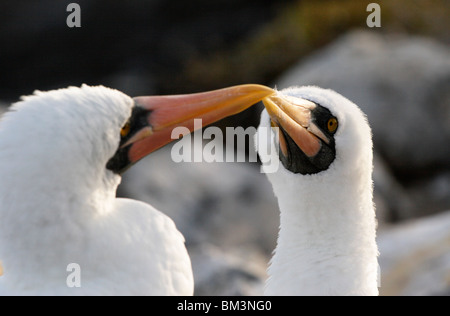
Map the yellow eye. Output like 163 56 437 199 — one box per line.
327 118 338 133
120 122 131 137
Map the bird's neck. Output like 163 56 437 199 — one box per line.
0 168 121 283
265 164 379 296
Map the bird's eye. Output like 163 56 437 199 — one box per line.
327 118 338 133
120 122 131 137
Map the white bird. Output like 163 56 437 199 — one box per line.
255 86 379 296
0 84 273 295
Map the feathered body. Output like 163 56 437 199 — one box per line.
257 86 379 296
0 86 193 295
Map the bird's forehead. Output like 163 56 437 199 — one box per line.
279 86 355 123
67 86 134 129
279 87 339 117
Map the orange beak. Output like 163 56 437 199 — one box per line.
107 84 275 173
262 93 329 158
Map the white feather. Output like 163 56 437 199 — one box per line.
0 85 193 295
256 86 379 296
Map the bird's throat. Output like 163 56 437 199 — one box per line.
265 167 379 296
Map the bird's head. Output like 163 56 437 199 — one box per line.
257 86 373 177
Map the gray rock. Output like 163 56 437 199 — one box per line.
378 210 450 296
407 172 450 218
373 153 416 222
190 244 266 296
0 102 10 118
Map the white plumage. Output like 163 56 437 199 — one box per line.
256 86 379 296
0 83 274 295
0 86 193 295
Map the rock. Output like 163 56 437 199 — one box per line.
276 30 450 173
407 172 450 218
0 103 8 115
378 210 450 296
0 0 289 99
372 153 415 222
190 244 266 296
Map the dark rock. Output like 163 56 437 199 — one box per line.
373 153 415 222
0 0 290 100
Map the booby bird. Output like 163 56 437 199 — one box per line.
255 86 379 296
0 84 273 295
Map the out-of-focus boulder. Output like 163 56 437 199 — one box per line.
0 102 8 115
0 0 290 99
190 244 266 296
378 211 450 296
373 153 415 222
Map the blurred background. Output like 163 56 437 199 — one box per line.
0 0 449 295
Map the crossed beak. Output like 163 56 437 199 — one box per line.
107 84 275 173
262 93 330 158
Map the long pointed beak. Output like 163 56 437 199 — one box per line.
262 93 327 158
107 84 275 174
